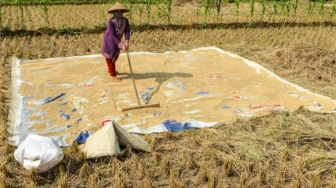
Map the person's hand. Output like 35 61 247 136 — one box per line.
121 45 127 52
125 42 129 51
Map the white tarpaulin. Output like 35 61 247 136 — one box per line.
7 47 336 146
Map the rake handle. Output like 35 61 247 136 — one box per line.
126 51 141 105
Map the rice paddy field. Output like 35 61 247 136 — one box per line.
1 0 336 187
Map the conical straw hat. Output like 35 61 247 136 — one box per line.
108 2 130 14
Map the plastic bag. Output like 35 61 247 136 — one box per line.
14 134 64 173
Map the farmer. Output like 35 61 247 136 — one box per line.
102 2 130 82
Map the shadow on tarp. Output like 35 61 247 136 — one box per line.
118 71 193 104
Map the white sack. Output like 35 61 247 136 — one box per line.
113 122 151 152
14 134 64 173
82 122 121 158
81 121 151 159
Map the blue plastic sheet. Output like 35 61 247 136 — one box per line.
74 130 91 144
196 91 209 95
221 105 231 109
141 92 150 102
43 93 66 104
60 113 70 120
162 120 197 132
76 118 83 123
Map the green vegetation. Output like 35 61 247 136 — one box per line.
0 0 335 33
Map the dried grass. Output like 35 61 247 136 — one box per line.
0 163 6 188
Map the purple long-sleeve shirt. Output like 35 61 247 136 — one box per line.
102 17 130 61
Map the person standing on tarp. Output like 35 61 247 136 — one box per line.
102 2 130 82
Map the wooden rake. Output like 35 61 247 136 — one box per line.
121 51 160 111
